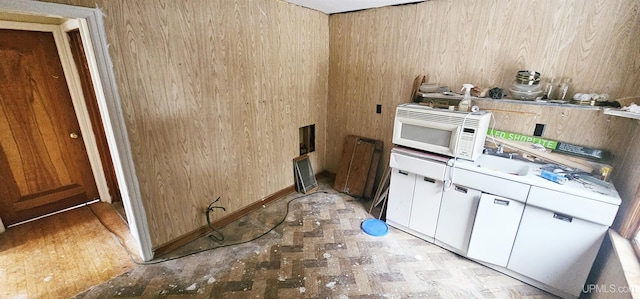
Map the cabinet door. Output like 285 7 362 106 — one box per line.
408 176 443 238
386 168 416 227
467 194 524 267
507 205 608 297
435 185 481 254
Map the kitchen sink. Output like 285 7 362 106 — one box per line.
474 154 530 176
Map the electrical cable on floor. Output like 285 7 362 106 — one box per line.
87 191 332 265
205 196 226 242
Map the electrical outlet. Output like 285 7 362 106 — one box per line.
285 105 291 114
534 124 546 136
376 104 382 114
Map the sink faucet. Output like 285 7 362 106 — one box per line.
496 144 504 154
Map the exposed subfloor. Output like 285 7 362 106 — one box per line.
70 179 557 298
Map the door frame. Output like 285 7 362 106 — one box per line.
0 20 110 203
0 0 153 261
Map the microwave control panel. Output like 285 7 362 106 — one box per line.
458 128 477 157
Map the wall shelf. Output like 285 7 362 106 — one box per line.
603 108 640 120
477 97 602 110
417 93 607 111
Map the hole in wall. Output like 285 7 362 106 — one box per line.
299 124 315 155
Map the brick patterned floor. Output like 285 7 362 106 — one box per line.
73 182 557 298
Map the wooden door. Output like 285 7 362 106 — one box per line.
333 135 382 198
0 29 99 225
333 136 374 197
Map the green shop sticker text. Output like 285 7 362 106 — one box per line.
487 129 557 149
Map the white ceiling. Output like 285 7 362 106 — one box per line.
283 0 424 14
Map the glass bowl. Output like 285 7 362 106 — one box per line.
512 81 542 92
509 88 543 100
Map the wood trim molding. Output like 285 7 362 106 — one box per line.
608 230 640 297
152 185 296 258
67 29 121 203
618 183 640 239
633 238 640 262
54 22 112 203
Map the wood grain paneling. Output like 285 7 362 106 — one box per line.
45 0 329 247
612 121 640 231
327 0 640 218
38 0 640 247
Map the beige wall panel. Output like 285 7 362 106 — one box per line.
612 121 640 230
327 0 640 224
476 101 640 219
588 235 634 299
46 0 329 247
37 0 639 246
475 101 629 156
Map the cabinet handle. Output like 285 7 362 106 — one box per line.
454 186 468 194
493 199 510 206
398 170 409 176
423 177 436 183
553 213 573 223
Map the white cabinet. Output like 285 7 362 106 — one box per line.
387 150 621 299
408 176 444 238
387 150 447 240
507 189 610 298
387 168 444 239
467 194 525 267
434 184 480 255
387 169 417 228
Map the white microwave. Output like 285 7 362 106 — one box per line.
392 103 491 161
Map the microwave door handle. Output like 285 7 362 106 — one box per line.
449 126 461 157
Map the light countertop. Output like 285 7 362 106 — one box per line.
452 155 622 206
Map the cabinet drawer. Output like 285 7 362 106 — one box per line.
390 152 446 180
527 186 618 226
451 168 530 202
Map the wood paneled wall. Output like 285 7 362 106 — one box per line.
327 0 640 219
39 0 640 247
612 121 640 230
48 0 329 247
588 231 640 298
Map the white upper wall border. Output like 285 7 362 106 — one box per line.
284 0 424 14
